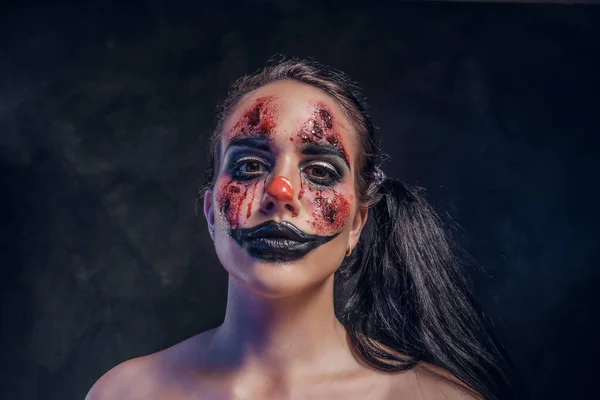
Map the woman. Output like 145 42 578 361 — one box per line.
86 58 518 399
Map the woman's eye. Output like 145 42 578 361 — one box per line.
242 161 263 173
232 158 268 180
302 163 340 186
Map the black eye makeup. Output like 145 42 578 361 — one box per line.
227 155 271 181
223 138 348 188
300 160 343 187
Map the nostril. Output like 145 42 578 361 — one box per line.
285 204 294 212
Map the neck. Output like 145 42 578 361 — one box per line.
207 274 357 377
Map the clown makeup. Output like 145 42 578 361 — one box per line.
212 87 358 263
293 102 352 236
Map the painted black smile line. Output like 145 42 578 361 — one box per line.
229 220 339 263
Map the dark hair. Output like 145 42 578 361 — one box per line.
200 56 521 400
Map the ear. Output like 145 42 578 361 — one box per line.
348 205 368 252
203 189 215 241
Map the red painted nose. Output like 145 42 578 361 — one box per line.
266 176 294 202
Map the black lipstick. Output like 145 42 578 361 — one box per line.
229 220 339 263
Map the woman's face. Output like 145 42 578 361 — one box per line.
204 80 367 298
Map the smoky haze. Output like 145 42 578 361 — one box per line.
0 1 598 399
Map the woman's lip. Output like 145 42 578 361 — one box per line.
245 221 309 242
238 239 320 263
246 237 312 251
228 220 340 262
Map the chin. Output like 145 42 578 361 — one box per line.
215 238 341 298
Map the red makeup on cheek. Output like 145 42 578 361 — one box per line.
230 96 278 139
307 187 352 235
297 179 305 200
296 102 350 165
246 183 255 219
216 179 261 228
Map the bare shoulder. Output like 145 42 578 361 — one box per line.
84 354 161 400
84 330 215 400
401 362 483 400
365 338 483 399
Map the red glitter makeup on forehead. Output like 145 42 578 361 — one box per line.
230 96 279 141
319 108 333 129
296 102 350 166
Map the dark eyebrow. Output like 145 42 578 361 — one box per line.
225 136 271 153
301 142 350 170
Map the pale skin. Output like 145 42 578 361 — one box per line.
86 81 482 400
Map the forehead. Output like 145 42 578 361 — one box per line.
220 80 357 159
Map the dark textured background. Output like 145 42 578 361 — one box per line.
1 1 598 399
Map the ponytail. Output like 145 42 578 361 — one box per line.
336 177 519 400
208 56 522 400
